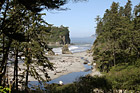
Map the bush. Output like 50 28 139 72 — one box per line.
0 86 10 93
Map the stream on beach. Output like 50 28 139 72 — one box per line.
29 63 93 89
28 37 96 88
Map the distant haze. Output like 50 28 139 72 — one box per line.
70 36 96 44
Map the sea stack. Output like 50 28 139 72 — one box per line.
62 44 72 54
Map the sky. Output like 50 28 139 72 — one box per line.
42 0 140 38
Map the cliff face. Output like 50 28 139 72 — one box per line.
47 25 70 46
59 34 70 45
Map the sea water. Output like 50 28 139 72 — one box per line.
28 36 96 88
53 37 96 54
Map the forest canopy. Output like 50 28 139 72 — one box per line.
93 0 140 91
0 0 85 92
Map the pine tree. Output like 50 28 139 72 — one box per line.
93 0 139 71
0 1 53 89
124 0 132 19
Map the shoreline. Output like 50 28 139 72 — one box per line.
8 51 101 82
46 51 92 80
46 51 101 81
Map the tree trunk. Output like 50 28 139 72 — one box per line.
25 64 29 87
0 39 12 85
25 48 30 88
12 45 19 91
0 0 10 85
25 55 30 93
113 48 116 66
15 46 19 91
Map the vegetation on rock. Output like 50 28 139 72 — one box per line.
46 25 70 46
62 44 72 54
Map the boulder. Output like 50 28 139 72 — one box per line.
59 81 63 85
62 44 72 54
83 61 88 64
86 49 91 53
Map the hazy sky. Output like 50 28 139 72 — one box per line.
42 0 140 38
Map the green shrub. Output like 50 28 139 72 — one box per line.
0 86 10 93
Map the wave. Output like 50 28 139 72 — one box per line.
69 44 92 53
69 46 79 50
52 47 62 54
51 44 92 54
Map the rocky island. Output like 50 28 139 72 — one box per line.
46 25 70 47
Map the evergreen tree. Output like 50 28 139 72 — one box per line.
95 15 103 35
124 0 132 19
93 0 140 90
93 0 139 71
0 1 52 90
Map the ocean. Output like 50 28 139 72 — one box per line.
53 37 96 54
28 36 96 88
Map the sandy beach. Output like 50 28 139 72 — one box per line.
46 51 93 80
7 51 101 82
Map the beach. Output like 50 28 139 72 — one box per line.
46 51 93 80
7 51 101 82
28 51 94 81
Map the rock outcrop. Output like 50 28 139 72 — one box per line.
62 45 72 54
47 25 70 46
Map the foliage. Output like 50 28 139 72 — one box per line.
0 0 86 92
106 62 140 91
45 75 112 93
93 0 140 70
0 0 54 91
0 86 10 93
93 0 140 91
46 25 70 45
